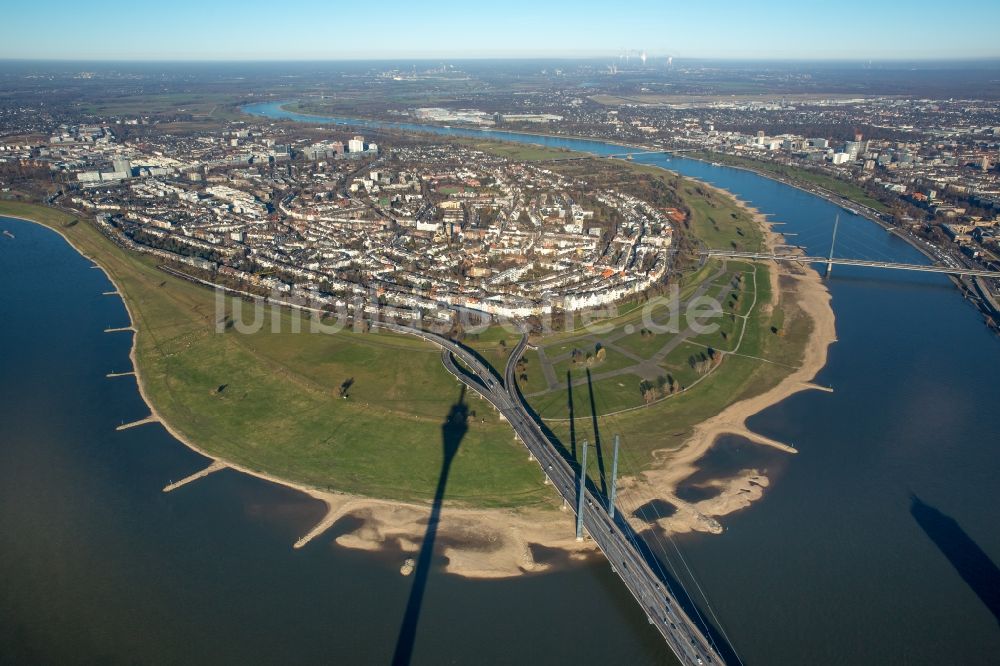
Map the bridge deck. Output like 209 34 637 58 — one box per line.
705 250 1000 279
378 322 726 666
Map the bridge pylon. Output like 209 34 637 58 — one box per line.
826 214 840 278
576 441 588 541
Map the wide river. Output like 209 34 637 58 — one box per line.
2 102 998 664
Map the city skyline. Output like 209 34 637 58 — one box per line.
4 0 1000 61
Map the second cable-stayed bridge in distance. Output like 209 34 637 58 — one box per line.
700 213 1000 282
702 249 1000 279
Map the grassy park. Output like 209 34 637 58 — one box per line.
0 200 550 508
505 175 814 480
0 147 815 506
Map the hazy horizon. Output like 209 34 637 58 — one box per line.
2 56 1000 67
4 0 999 61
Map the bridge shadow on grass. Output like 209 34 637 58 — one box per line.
910 493 1000 626
452 337 506 385
441 349 488 393
567 370 576 461
391 386 469 665
513 371 574 466
585 369 608 497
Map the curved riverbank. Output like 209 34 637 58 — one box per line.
8 100 999 663
634 264 834 535
623 194 837 534
264 108 841 532
267 99 982 306
43 108 840 550
0 213 672 664
678 153 1000 326
6 106 839 562
5 207 602 579
4 164 830 576
275 100 661 155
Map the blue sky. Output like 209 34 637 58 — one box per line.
3 0 998 61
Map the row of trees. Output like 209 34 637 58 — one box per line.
688 348 723 375
639 374 680 403
570 343 607 367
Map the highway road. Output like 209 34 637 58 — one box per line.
377 321 727 666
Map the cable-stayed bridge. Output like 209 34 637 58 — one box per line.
702 249 1000 279
377 322 729 666
700 213 1000 282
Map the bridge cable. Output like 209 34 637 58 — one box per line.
583 372 742 664
528 315 745 661
613 431 744 666
597 404 737 664
583 314 748 665
552 378 697 636
524 372 718 660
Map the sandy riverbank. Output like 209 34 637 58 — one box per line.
324 213 837 561
9 181 833 579
325 497 597 578
9 211 601 580
622 198 837 535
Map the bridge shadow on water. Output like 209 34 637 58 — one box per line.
825 270 958 292
910 493 1000 626
391 386 469 665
